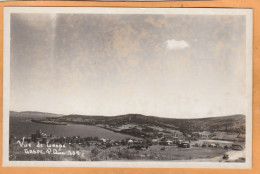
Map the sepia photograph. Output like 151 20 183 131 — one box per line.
3 7 252 168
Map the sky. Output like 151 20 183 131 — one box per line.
10 13 247 118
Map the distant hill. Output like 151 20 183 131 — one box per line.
10 111 63 118
10 111 245 139
10 111 245 134
52 113 245 134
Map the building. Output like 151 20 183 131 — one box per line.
31 130 48 144
192 131 211 140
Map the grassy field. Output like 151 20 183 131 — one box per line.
95 145 229 161
9 142 230 161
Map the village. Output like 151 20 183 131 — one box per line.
9 128 245 162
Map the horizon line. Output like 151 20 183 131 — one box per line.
9 110 245 120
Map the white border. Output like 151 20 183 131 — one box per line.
3 7 253 168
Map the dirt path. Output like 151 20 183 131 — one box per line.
186 149 246 162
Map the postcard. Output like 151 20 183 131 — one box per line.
3 7 253 168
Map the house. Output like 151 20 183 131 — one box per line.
192 131 211 140
166 140 173 145
152 139 159 144
31 130 48 144
199 131 211 139
99 138 107 143
127 139 134 144
172 137 179 144
159 140 173 146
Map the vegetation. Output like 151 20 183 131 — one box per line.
9 142 232 162
47 113 245 135
9 111 246 162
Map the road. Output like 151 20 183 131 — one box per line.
188 149 246 162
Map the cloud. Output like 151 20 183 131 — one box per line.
166 39 189 50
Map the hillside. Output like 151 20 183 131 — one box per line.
10 111 245 138
10 111 63 118
49 113 245 134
